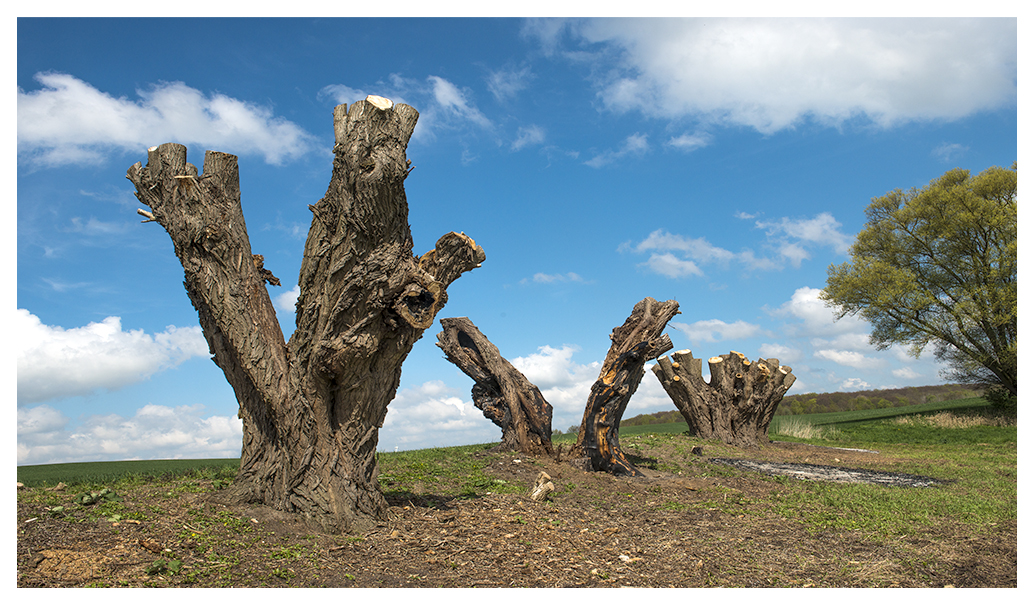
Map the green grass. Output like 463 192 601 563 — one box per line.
770 397 996 432
17 397 1015 541
761 398 1017 535
619 421 688 436
769 397 1015 445
375 443 528 502
17 458 240 488
16 395 1016 569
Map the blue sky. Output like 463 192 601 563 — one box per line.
14 15 1018 465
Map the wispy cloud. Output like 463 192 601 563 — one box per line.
320 74 493 145
521 271 587 285
585 133 649 168
18 72 319 167
666 130 712 152
429 76 493 129
511 124 546 151
753 212 853 262
626 212 851 279
487 66 534 102
317 84 370 106
640 253 703 278
931 142 969 162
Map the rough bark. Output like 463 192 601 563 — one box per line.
126 96 485 533
571 298 679 476
436 317 553 456
652 350 796 448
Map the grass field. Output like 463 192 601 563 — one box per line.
17 458 240 489
18 396 1014 491
17 396 1016 587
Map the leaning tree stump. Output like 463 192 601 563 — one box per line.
652 350 796 447
571 297 680 476
436 317 554 456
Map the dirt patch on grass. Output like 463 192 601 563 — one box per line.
17 439 1016 588
709 458 944 487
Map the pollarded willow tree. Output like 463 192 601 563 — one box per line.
126 97 485 533
436 317 554 456
652 350 796 448
570 297 679 476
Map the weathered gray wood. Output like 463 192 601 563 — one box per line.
571 297 679 476
436 317 554 456
127 97 484 533
652 350 796 447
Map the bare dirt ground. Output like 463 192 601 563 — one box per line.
17 439 1016 588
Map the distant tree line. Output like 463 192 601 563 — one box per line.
773 384 982 416
622 384 982 426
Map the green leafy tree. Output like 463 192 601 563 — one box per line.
822 164 1017 399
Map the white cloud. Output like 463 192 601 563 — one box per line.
768 286 869 337
640 252 703 278
761 287 953 394
585 133 649 168
512 124 546 151
566 18 1016 133
632 230 736 264
382 380 495 451
275 284 301 314
672 319 762 345
15 309 210 404
68 216 129 236
839 378 872 391
511 345 601 430
814 349 885 369
758 342 802 364
666 131 712 152
626 372 676 416
17 403 242 466
893 367 921 380
811 333 873 351
18 72 319 167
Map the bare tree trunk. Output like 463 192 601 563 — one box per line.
436 317 553 456
571 298 679 476
126 97 484 533
651 350 796 448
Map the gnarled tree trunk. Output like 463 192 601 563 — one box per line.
571 298 679 476
652 350 795 448
436 317 553 456
126 96 485 533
